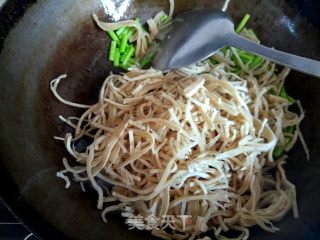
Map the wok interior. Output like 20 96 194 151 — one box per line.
0 0 320 239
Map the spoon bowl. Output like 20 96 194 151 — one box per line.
152 9 234 70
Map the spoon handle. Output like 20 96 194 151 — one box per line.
226 33 320 77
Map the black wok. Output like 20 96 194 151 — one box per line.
0 0 320 239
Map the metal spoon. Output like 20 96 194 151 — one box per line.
150 9 320 77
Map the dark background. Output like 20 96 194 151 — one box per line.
0 200 36 240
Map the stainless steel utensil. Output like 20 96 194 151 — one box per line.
151 9 320 77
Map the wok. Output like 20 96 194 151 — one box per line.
0 0 320 239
